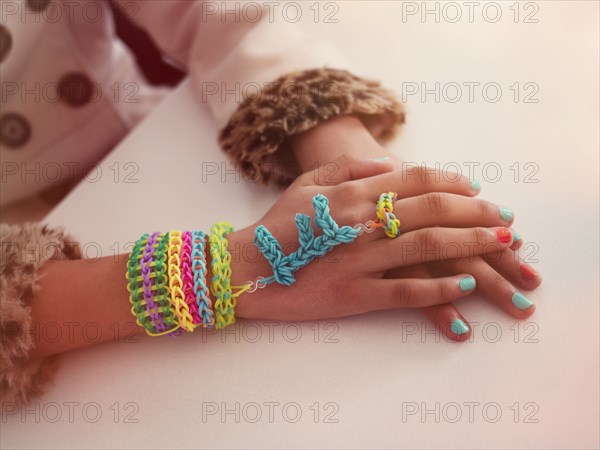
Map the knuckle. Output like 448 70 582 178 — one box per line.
413 166 438 186
470 227 488 248
330 153 352 173
417 228 442 253
477 199 493 219
394 282 415 307
488 273 505 291
342 208 363 228
337 181 363 200
297 171 314 186
436 281 454 302
423 192 450 216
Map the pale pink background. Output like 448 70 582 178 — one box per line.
2 1 598 448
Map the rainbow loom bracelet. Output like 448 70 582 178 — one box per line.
153 232 179 334
126 232 179 336
208 222 251 328
209 222 236 328
126 234 149 329
181 231 202 325
141 232 166 333
167 230 196 332
191 230 214 327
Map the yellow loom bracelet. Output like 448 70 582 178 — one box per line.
167 230 196 332
209 222 247 329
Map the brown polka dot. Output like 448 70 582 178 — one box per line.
58 72 94 107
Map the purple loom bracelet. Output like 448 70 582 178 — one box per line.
141 232 166 332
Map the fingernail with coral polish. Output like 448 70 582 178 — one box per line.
512 292 534 310
499 207 514 222
470 180 481 193
451 319 469 335
371 156 390 162
520 264 538 281
459 275 476 291
496 227 512 244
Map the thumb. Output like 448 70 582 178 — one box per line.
303 154 395 187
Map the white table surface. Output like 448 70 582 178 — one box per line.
2 2 599 449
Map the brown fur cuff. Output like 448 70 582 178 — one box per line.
0 223 81 408
218 68 405 184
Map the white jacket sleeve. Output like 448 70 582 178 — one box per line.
119 1 405 183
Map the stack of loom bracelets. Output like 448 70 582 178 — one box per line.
126 192 400 335
127 229 217 335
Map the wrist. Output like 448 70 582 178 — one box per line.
226 226 271 319
290 115 389 171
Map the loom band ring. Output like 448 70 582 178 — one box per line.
372 216 401 239
373 192 401 239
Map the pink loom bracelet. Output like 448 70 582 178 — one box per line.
181 231 202 324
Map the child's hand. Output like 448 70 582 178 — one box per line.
228 155 517 322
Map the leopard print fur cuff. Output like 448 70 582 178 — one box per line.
218 68 405 184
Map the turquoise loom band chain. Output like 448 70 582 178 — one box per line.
254 194 360 287
191 230 214 327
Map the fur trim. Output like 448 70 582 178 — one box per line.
0 223 81 409
218 67 405 184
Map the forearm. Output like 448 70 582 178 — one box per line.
28 254 142 359
27 227 269 359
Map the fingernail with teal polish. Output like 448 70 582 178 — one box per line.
511 228 521 242
459 276 476 291
470 180 481 192
499 207 514 222
512 292 534 310
371 156 390 162
451 319 469 335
